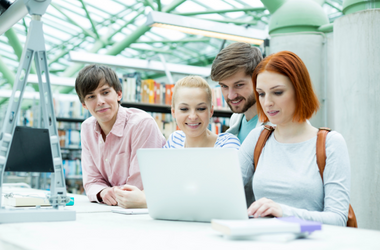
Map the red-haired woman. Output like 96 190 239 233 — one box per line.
239 51 350 226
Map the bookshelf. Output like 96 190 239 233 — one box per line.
57 117 84 123
121 102 233 118
57 104 232 119
55 116 83 194
61 147 82 151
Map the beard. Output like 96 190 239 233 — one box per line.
227 93 256 113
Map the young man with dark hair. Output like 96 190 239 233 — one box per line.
75 65 166 208
211 43 263 207
211 42 263 143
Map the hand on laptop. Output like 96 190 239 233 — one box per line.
114 184 147 209
247 197 283 218
99 187 118 206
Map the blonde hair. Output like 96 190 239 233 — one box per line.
172 76 212 108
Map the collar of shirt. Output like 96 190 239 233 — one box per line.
92 105 126 138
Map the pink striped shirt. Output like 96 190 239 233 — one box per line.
81 106 166 202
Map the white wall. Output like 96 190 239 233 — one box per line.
334 9 380 230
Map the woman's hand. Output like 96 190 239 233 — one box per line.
247 197 283 218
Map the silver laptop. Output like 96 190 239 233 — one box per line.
137 148 248 222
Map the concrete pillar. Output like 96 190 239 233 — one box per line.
325 32 335 130
270 34 326 128
334 9 380 230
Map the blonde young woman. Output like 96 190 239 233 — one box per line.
164 76 240 149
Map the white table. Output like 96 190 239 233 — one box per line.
0 191 380 250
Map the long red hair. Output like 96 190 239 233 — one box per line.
252 51 319 123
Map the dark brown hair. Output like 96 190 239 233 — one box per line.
252 51 319 123
211 42 263 81
75 65 122 103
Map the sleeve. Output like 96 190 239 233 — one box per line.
81 125 110 202
127 117 166 189
219 133 241 150
279 132 351 226
238 127 263 186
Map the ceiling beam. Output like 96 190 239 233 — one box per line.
4 28 23 60
50 2 97 39
129 45 173 54
201 17 257 26
325 0 342 12
173 7 266 16
61 8 146 78
79 0 100 39
106 0 187 56
134 38 210 44
156 0 162 11
144 0 156 10
4 28 37 75
62 0 187 81
0 55 15 87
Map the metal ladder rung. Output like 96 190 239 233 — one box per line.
0 156 5 165
53 157 62 166
50 135 58 144
2 133 12 142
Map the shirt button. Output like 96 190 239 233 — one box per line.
106 159 108 162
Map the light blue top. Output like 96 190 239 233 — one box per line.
239 126 350 226
164 131 241 150
237 115 259 143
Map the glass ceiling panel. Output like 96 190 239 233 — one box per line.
0 0 344 95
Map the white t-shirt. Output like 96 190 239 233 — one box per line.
239 126 351 226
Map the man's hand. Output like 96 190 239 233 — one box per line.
247 197 283 218
98 187 118 206
114 184 147 209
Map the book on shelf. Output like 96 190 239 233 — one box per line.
53 98 90 119
148 79 155 104
211 217 322 237
212 86 229 110
210 121 222 134
141 79 150 103
122 74 136 103
148 112 176 139
154 81 163 105
165 84 175 105
58 129 81 148
120 72 229 110
63 159 82 177
57 121 81 130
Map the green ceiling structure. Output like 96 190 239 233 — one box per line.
0 0 344 100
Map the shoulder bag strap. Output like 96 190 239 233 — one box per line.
254 125 274 172
316 127 331 181
316 127 358 228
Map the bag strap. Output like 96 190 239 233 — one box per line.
316 127 331 181
254 125 275 171
254 126 331 176
317 128 357 228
